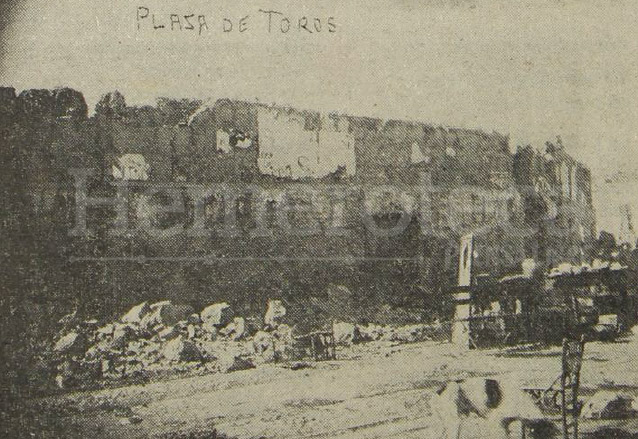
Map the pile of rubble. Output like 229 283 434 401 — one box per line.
333 321 446 345
51 299 290 389
51 299 445 390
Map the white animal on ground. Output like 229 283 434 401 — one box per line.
431 377 545 439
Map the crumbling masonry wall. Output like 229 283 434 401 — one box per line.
0 88 595 333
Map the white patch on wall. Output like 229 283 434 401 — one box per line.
578 297 594 307
236 137 252 149
112 154 150 181
522 258 536 277
257 107 355 179
216 130 232 153
411 142 429 164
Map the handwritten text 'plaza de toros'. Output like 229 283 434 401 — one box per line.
136 7 337 35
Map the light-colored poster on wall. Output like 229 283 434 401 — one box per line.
257 106 355 179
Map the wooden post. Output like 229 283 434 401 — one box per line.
452 233 475 349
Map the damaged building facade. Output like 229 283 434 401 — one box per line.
0 88 597 329
513 140 596 266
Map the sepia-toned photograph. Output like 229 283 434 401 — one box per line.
2 1 638 437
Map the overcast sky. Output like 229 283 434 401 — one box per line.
1 0 637 235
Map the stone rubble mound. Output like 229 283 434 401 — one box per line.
50 299 444 389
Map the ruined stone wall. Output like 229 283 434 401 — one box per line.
513 142 596 266
1 88 592 329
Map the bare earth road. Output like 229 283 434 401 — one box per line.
22 336 638 439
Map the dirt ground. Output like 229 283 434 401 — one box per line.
14 334 638 439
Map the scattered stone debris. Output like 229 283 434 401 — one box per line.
286 361 314 371
120 302 151 324
219 317 246 341
110 324 137 349
358 323 386 341
216 350 255 373
53 331 87 355
332 322 361 345
264 299 286 328
49 298 445 390
118 414 143 425
162 338 202 362
201 302 234 327
141 302 194 333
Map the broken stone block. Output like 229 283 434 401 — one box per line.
271 324 294 360
96 323 115 339
358 323 386 341
141 340 162 359
187 313 201 325
197 341 220 362
273 323 293 341
101 359 112 374
242 317 261 337
581 391 638 419
201 321 218 341
389 324 432 343
54 332 88 356
56 357 103 389
264 300 286 327
110 324 138 350
121 302 151 324
84 345 101 361
200 302 234 327
332 322 361 346
150 300 171 310
236 137 252 149
220 317 246 340
55 359 80 389
141 302 194 332
112 154 150 181
253 331 274 356
79 320 99 334
125 340 145 356
216 350 255 373
162 338 201 362
174 320 188 331
118 414 143 425
157 325 179 341
187 324 198 339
